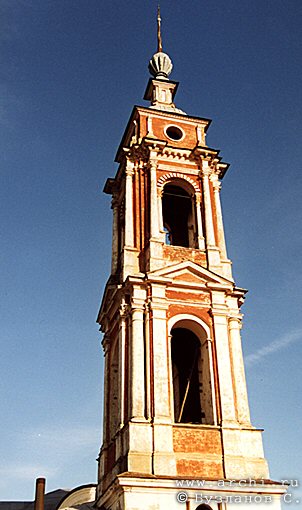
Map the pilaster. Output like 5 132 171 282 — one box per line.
205 336 218 425
111 195 119 274
195 192 205 250
122 159 140 278
210 172 233 280
211 305 237 425
149 282 171 422
129 288 147 421
101 334 111 446
124 159 134 247
147 150 164 272
149 158 159 240
200 161 221 271
148 281 176 476
118 303 127 427
228 316 251 426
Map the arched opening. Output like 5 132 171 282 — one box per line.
195 505 213 510
170 318 216 425
162 183 196 248
171 328 203 423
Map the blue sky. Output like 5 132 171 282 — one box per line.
1 0 301 503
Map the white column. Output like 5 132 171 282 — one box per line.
167 332 174 419
150 284 176 476
149 160 159 239
206 337 218 425
228 317 251 425
151 303 171 422
129 302 146 420
144 302 151 420
212 313 237 424
211 175 227 259
111 195 119 274
101 335 110 445
118 304 127 427
195 192 205 250
157 188 164 233
201 166 216 248
124 159 134 247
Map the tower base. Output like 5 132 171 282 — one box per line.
96 474 287 510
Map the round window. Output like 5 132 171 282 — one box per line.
165 125 184 141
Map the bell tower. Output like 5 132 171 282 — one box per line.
96 10 286 510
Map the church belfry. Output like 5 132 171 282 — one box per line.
96 10 286 510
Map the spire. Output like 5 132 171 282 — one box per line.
157 5 163 52
148 7 173 80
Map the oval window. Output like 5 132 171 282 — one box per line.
165 125 184 141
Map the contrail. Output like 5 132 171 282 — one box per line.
245 329 302 367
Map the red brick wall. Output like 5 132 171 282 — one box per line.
173 426 224 478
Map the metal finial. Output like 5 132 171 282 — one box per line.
149 5 173 79
157 5 163 52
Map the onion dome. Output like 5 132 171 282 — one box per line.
148 51 173 79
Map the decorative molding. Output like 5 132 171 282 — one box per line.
119 302 130 319
111 195 119 209
195 192 202 204
199 166 212 178
148 159 158 171
157 172 200 193
212 179 222 192
123 144 149 163
162 147 192 161
228 315 243 328
168 313 211 339
159 162 198 171
136 105 210 127
125 165 135 177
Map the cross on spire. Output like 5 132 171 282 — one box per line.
157 5 163 52
148 6 173 80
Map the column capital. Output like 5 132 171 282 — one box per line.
111 194 119 209
119 303 130 319
209 172 221 188
212 180 222 192
157 186 163 198
210 308 229 319
195 191 202 204
124 144 149 163
200 337 213 348
148 159 158 171
131 299 145 315
149 302 169 312
144 139 166 159
199 167 212 178
228 315 243 328
101 334 111 354
125 162 135 177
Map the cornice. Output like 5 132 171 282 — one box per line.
135 105 212 127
